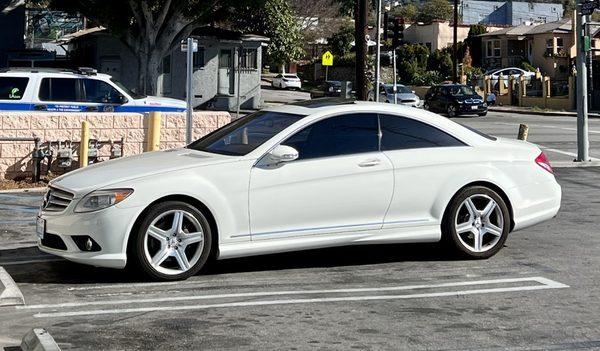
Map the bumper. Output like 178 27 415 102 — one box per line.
283 81 301 89
458 104 487 114
37 204 143 269
509 178 562 232
400 100 423 108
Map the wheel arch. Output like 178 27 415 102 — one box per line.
126 194 220 261
442 180 515 232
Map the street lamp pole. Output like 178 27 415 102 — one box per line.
576 0 590 162
452 0 459 83
375 0 382 102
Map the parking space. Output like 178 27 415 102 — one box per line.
0 165 599 350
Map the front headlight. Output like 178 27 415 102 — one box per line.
483 102 488 107
75 189 133 213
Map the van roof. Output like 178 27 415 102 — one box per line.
0 67 110 79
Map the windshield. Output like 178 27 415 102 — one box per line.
111 78 145 99
187 111 304 156
448 85 476 96
384 85 412 94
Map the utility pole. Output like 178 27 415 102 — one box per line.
375 0 382 102
185 37 194 145
452 0 459 83
393 50 397 104
355 0 368 100
576 1 590 162
586 15 593 111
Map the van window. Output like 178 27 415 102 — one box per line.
0 77 29 100
82 79 123 103
39 78 78 102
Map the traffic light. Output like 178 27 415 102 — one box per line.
383 13 404 48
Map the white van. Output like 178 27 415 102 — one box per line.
0 67 186 112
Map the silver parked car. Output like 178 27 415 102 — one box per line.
380 84 422 107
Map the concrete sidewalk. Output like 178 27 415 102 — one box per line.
489 105 600 118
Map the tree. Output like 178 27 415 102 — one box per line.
233 0 305 72
417 0 453 23
464 24 486 67
48 0 250 95
327 22 354 57
390 4 418 22
427 49 453 79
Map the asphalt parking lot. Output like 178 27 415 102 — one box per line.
1 111 599 350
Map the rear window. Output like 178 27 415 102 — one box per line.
459 124 497 141
284 74 298 79
0 77 29 100
39 78 78 102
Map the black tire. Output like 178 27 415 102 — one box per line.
442 186 510 259
478 112 488 117
423 102 430 110
447 104 458 117
130 201 212 281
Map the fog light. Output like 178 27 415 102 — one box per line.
85 238 93 251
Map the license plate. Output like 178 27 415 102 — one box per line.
36 217 45 240
471 105 478 110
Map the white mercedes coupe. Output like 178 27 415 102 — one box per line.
37 99 561 281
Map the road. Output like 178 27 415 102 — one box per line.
0 112 599 350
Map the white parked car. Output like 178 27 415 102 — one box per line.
272 74 302 90
0 67 186 112
37 99 561 281
485 67 536 89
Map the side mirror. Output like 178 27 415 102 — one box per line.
266 145 298 164
118 95 126 104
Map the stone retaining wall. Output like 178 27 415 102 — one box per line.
0 111 232 180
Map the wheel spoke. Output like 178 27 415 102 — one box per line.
486 223 502 237
171 211 184 234
174 249 190 271
473 229 483 252
147 225 169 241
180 231 204 247
482 199 497 219
151 247 171 266
456 222 473 234
465 198 478 219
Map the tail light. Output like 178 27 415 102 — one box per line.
535 151 553 174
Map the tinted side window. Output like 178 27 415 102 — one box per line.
82 79 123 103
283 113 378 160
39 78 78 102
0 77 29 100
380 114 465 150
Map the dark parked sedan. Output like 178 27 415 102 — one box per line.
424 84 487 117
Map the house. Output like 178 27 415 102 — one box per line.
461 0 563 26
0 0 26 67
479 19 587 79
402 20 504 52
63 26 268 110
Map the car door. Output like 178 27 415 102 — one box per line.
248 113 394 240
80 78 126 112
378 113 468 228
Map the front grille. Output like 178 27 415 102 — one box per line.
465 98 483 104
41 233 67 250
42 187 75 212
401 99 416 103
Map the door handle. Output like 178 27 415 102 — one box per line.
33 104 47 111
358 159 381 167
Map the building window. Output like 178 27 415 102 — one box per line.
161 55 171 74
486 40 500 57
556 37 564 51
193 47 205 69
241 49 257 69
546 38 554 56
219 49 232 68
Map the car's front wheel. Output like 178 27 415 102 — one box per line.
447 104 458 117
443 186 510 259
423 102 430 110
130 201 212 281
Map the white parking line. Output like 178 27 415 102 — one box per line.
31 276 568 318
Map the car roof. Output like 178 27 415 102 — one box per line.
0 67 111 79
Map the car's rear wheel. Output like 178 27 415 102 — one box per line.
443 186 510 259
447 104 458 117
131 201 212 281
478 112 487 117
423 102 430 110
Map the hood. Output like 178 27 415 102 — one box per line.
137 96 187 109
51 149 233 195
392 93 419 100
454 94 483 102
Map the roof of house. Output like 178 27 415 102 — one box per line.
190 26 269 42
480 19 572 38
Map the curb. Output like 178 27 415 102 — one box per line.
552 161 600 168
0 187 46 194
0 266 24 306
21 329 61 351
489 107 600 118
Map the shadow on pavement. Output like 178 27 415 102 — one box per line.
2 242 456 285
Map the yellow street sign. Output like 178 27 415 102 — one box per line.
322 51 333 66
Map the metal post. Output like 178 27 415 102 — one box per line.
325 66 328 82
452 0 459 83
375 0 382 102
236 45 242 119
393 49 398 104
586 16 593 111
185 37 194 145
355 0 368 100
576 3 590 162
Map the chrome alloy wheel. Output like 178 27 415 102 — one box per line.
143 210 205 275
454 194 504 253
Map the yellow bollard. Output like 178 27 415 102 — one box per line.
518 124 529 141
79 120 89 167
147 112 162 151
